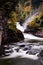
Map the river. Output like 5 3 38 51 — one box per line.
0 11 43 65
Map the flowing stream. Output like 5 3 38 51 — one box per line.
0 11 43 65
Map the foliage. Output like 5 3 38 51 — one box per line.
1 0 42 32
16 0 31 21
0 0 31 22
7 10 18 32
6 0 32 32
21 12 26 20
28 13 43 33
28 15 39 27
29 21 36 27
24 6 31 13
10 11 18 22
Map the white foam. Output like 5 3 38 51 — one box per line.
23 33 43 41
1 50 38 60
16 22 24 32
32 45 43 50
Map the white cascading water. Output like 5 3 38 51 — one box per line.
16 9 39 32
16 21 43 41
16 12 38 32
16 10 43 41
23 12 38 30
16 22 24 32
1 9 43 64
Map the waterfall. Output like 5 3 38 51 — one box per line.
16 9 43 41
16 12 39 32
1 9 43 65
16 22 25 32
23 12 39 30
16 9 39 32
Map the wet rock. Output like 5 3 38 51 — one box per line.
16 29 24 41
39 50 43 57
0 45 13 56
23 47 28 51
19 45 25 47
24 25 36 34
26 50 37 55
35 30 43 37
24 26 31 33
15 48 19 52
29 51 36 55
26 51 29 54
19 19 25 26
2 29 24 45
7 29 19 43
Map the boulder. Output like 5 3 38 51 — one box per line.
24 25 36 34
2 28 24 45
35 30 43 37
24 26 31 33
39 50 43 57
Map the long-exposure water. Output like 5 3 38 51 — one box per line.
0 10 43 65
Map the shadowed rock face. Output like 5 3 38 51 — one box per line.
0 8 9 45
0 9 8 55
1 17 9 44
7 29 24 44
35 30 43 37
39 50 43 57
